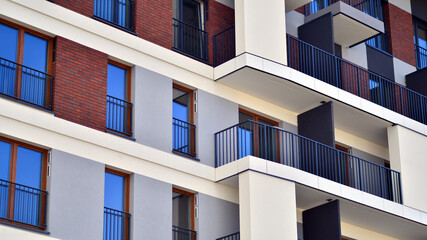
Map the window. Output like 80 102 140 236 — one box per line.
414 19 427 69
173 0 208 61
172 84 196 157
0 20 53 109
94 0 134 31
172 188 197 240
238 109 279 162
103 169 130 240
0 136 48 230
106 62 133 136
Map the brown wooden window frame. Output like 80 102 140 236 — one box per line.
0 135 48 231
0 18 54 109
172 187 196 231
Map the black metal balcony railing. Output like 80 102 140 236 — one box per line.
288 35 427 125
94 0 134 31
415 44 427 69
173 18 208 62
216 232 240 240
104 207 131 240
173 118 196 157
106 95 133 136
0 179 48 229
213 26 235 67
172 225 197 240
0 57 53 109
215 120 402 203
305 0 383 20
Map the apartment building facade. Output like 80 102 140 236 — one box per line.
0 0 426 239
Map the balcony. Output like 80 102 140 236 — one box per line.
213 26 235 67
415 44 427 70
106 95 133 136
172 118 196 158
287 35 427 125
0 57 53 110
216 232 240 240
303 0 384 47
173 18 208 62
172 225 197 240
215 120 402 203
94 0 135 32
103 207 131 240
0 179 48 230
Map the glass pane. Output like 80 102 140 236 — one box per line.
16 146 42 189
107 64 126 100
104 172 125 211
238 111 254 123
23 33 48 72
0 141 11 219
417 27 427 49
0 23 18 62
173 88 190 122
182 0 201 28
172 191 191 229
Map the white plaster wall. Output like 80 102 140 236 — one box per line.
239 171 298 240
393 57 417 86
286 11 305 37
388 125 427 212
341 222 399 240
341 44 368 69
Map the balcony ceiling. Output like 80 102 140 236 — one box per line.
285 0 312 13
296 184 427 240
305 1 384 47
216 66 390 147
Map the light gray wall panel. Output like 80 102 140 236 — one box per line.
132 66 173 152
196 193 240 240
195 90 239 166
48 149 105 240
131 174 172 240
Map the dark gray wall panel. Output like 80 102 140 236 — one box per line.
303 200 341 240
298 102 335 147
298 13 335 54
406 67 427 96
366 45 395 81
411 0 427 23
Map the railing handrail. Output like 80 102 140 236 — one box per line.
172 117 196 127
0 57 52 78
288 35 427 113
172 18 207 34
104 206 131 216
215 120 400 174
0 178 48 194
415 44 427 52
213 25 235 39
216 232 240 240
106 95 133 106
172 225 197 233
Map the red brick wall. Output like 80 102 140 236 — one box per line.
53 0 93 17
53 37 108 131
385 3 416 67
205 0 235 63
135 0 173 50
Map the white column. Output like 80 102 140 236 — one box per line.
239 171 298 240
387 125 427 212
235 0 287 65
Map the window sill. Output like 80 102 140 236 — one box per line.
106 129 135 141
92 16 137 36
172 150 199 161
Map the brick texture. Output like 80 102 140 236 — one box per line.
53 37 108 131
385 3 416 67
135 0 174 50
53 0 94 17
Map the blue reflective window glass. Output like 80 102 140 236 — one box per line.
104 172 125 211
23 33 48 73
15 147 42 189
173 102 188 122
0 23 18 62
107 64 126 100
0 141 11 181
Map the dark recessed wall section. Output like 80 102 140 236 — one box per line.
335 43 342 58
298 101 335 147
411 0 427 23
406 67 427 96
298 13 335 54
366 45 395 81
303 200 342 240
